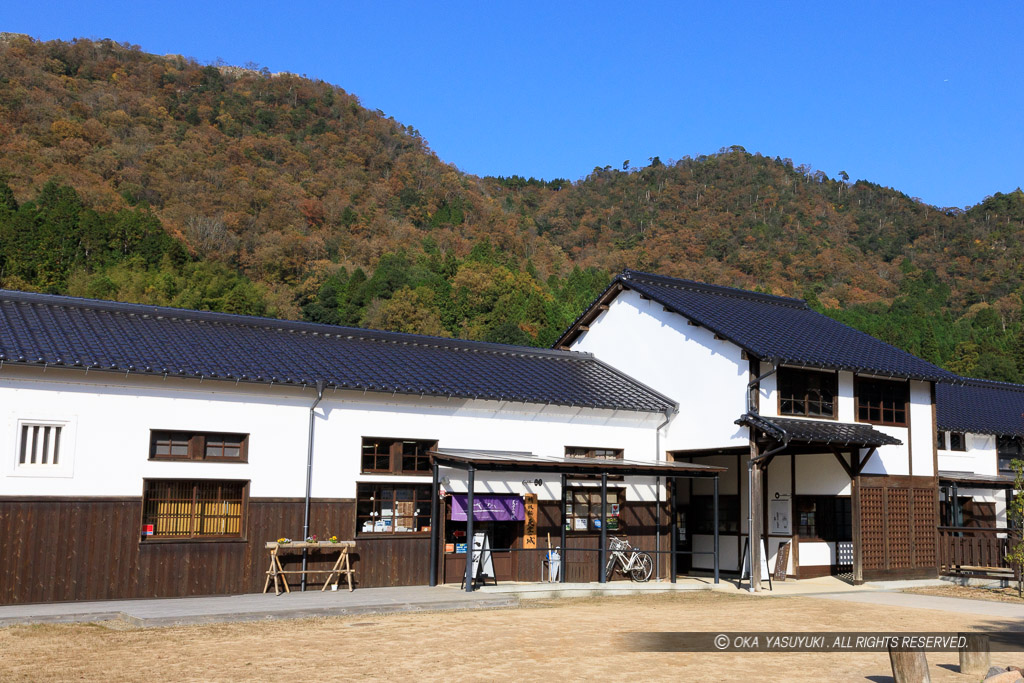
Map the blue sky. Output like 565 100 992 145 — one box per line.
5 2 1022 208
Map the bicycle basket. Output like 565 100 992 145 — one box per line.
609 537 629 552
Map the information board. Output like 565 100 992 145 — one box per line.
471 531 494 582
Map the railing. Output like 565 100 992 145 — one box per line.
938 526 1021 578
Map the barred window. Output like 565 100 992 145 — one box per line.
18 424 62 466
142 480 247 540
150 430 247 462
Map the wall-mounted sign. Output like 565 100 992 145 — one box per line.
524 493 538 549
143 524 154 536
610 503 620 517
574 517 588 531
769 498 791 535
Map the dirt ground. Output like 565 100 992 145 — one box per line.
0 592 1020 682
904 583 1024 605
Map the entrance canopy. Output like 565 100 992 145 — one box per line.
430 448 726 477
736 414 902 449
427 448 724 592
939 470 1017 491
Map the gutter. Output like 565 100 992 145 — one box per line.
301 380 326 591
654 407 677 581
744 358 780 593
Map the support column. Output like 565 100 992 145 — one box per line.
851 473 863 584
713 474 720 584
670 477 678 583
464 466 475 593
749 455 764 591
599 473 608 583
560 473 567 583
429 462 439 587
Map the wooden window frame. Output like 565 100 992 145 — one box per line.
777 368 838 419
356 482 433 536
997 435 1023 474
794 495 852 543
360 437 437 475
149 430 249 462
564 446 624 460
854 377 909 427
17 422 64 467
565 486 624 533
141 478 249 542
936 430 946 451
948 432 967 452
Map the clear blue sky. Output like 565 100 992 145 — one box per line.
5 2 1022 208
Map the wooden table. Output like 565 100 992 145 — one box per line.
263 541 355 595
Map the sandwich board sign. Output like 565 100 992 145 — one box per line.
471 531 495 584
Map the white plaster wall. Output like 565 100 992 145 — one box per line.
938 433 996 476
909 380 935 476
569 289 749 451
794 454 851 495
799 542 835 566
1 366 663 501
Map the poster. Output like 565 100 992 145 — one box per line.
769 498 791 535
573 517 588 531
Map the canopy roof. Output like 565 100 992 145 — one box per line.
430 448 725 477
736 414 903 448
939 470 1018 490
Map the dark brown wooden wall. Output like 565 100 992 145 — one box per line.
857 475 939 581
0 497 430 606
1 495 671 605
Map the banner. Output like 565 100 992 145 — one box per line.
451 494 525 521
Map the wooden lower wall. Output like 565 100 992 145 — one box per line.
856 474 939 582
0 496 672 605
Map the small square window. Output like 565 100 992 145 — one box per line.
12 419 74 477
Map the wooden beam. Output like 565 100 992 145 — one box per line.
830 448 854 479
578 325 590 332
598 304 609 311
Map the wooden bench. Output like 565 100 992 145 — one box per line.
263 541 355 595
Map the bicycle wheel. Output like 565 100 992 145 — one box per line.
630 552 653 582
605 553 618 580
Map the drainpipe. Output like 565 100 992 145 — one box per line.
654 408 675 581
744 359 779 593
301 380 326 591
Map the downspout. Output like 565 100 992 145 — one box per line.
654 407 676 582
745 358 780 593
301 380 326 591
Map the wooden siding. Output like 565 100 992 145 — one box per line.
856 475 939 581
1 495 672 605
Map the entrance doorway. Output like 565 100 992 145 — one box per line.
440 501 519 583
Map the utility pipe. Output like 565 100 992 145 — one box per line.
301 380 325 591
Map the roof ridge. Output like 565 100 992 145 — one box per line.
0 289 594 362
621 269 808 309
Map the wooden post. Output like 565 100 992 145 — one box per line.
888 645 930 683
750 456 763 591
851 473 863 584
958 634 990 677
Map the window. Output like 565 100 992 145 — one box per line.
565 446 624 460
855 378 909 426
936 431 946 451
949 432 967 452
18 423 62 466
150 431 247 462
360 437 436 474
778 368 837 418
141 480 247 540
692 495 739 534
357 483 432 534
795 496 851 542
566 488 622 532
997 435 1023 474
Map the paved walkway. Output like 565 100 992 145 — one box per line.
2 577 1022 628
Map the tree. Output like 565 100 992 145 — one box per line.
1006 459 1024 597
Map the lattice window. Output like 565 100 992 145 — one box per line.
860 487 886 570
887 489 911 569
142 480 247 539
18 424 62 466
912 488 937 567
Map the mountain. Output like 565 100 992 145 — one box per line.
1 36 1023 379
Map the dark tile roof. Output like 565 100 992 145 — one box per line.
559 270 957 382
736 413 903 447
431 448 726 477
0 290 675 413
936 378 1024 437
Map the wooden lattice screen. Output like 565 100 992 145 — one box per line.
857 476 938 580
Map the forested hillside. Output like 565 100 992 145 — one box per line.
2 36 1023 380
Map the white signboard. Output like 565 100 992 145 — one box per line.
471 532 494 581
769 498 791 535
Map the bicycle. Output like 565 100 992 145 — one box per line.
604 536 653 582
